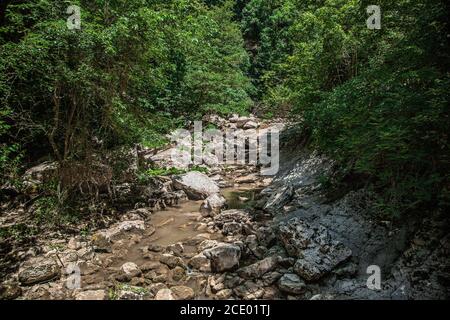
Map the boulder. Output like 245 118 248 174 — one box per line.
237 256 279 279
18 263 60 286
200 194 226 217
172 172 219 200
188 253 211 272
171 286 195 300
159 254 186 269
278 218 352 281
203 243 241 272
121 262 141 278
278 273 306 295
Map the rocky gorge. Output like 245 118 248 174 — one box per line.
0 114 448 300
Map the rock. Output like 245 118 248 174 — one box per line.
121 262 141 277
167 242 184 256
278 273 306 295
236 116 251 128
172 172 219 200
160 254 186 269
155 288 175 300
93 220 146 249
278 218 352 281
149 147 189 170
229 114 239 123
222 222 243 236
243 121 258 129
75 290 106 300
0 282 22 300
68 238 83 250
203 243 241 272
214 209 251 227
148 243 164 252
216 289 233 300
117 290 144 300
200 194 226 217
263 186 294 214
18 263 60 286
22 162 57 193
172 266 185 281
188 253 212 272
171 286 195 300
237 256 279 279
148 283 167 295
235 174 258 184
233 280 265 299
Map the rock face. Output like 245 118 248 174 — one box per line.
278 273 306 295
18 263 61 286
200 194 226 217
173 172 219 200
278 218 352 281
203 243 241 272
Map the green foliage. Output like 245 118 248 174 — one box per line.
242 0 449 216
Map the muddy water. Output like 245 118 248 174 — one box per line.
91 184 261 282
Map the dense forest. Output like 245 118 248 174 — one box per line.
1 0 449 223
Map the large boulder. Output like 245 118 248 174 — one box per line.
92 220 146 251
278 218 352 281
172 172 219 200
18 263 61 286
203 243 241 272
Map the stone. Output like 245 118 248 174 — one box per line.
243 121 258 129
171 286 195 300
203 243 241 272
279 218 352 281
155 288 175 300
141 261 161 272
18 263 60 286
22 162 57 193
237 256 279 279
235 174 258 184
278 273 306 295
172 172 219 200
263 186 294 214
222 222 243 236
188 253 212 272
200 194 226 217
172 266 185 281
121 262 141 277
93 220 145 249
160 254 186 269
215 289 233 300
75 290 106 300
148 243 164 252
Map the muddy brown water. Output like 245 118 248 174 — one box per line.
86 184 261 289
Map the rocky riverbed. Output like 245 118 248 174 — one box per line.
0 114 448 300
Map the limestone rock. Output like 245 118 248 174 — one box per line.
172 172 219 200
18 263 60 286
